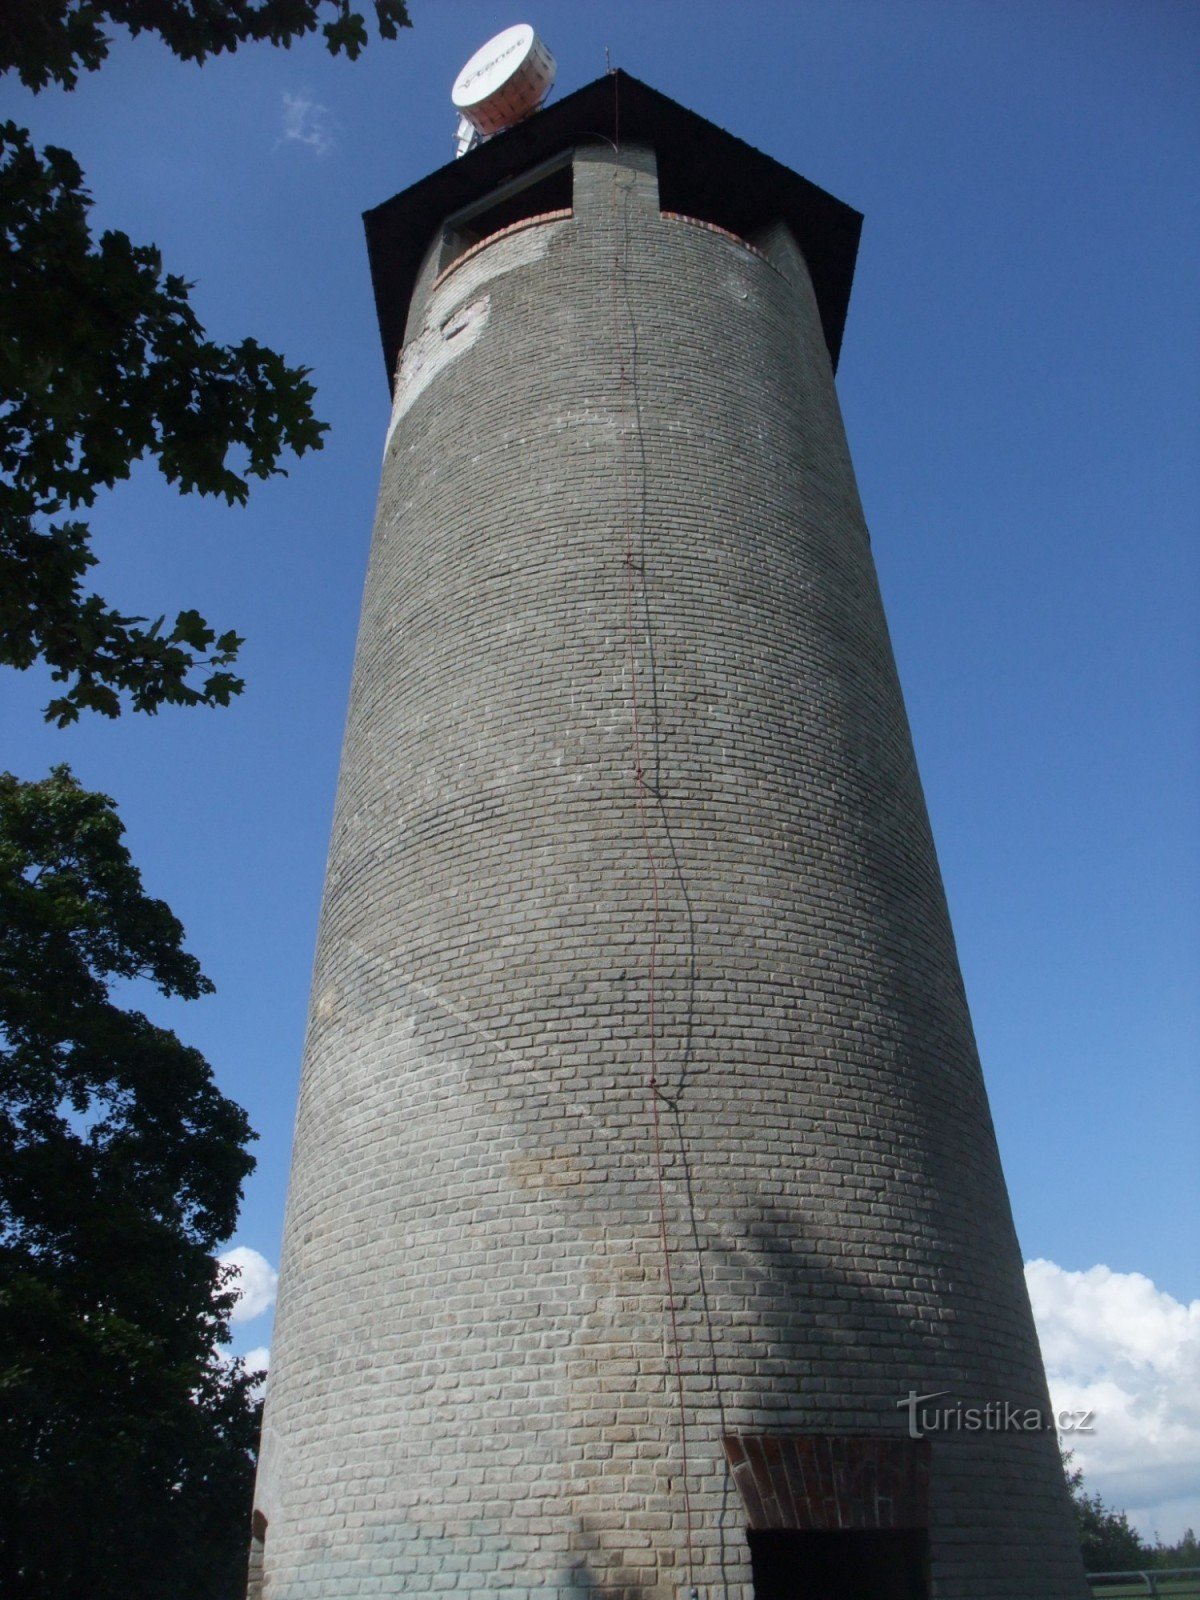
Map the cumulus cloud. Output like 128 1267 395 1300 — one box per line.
1027 1260 1200 1541
278 91 338 156
242 1346 270 1397
219 1246 278 1324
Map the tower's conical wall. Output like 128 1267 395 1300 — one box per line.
253 75 1088 1600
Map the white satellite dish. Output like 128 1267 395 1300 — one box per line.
451 24 556 155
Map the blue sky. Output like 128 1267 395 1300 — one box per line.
4 0 1197 1542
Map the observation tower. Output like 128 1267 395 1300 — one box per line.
251 42 1088 1600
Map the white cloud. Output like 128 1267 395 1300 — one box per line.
1027 1259 1200 1542
219 1246 278 1323
226 1344 270 1399
278 91 338 156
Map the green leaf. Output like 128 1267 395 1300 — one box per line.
0 0 411 93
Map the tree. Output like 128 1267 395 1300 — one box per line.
1063 1449 1149 1572
1152 1528 1200 1570
0 120 323 724
1 6 410 1590
1 0 411 93
0 766 258 1596
1 0 410 723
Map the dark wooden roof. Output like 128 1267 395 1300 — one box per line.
363 70 863 389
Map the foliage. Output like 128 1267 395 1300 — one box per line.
0 4 408 1589
1 0 410 92
0 766 259 1597
0 119 329 723
1151 1528 1200 1570
1063 1449 1150 1572
1 1 411 722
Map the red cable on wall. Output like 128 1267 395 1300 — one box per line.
607 158 698 1596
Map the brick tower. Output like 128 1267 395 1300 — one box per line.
251 72 1089 1599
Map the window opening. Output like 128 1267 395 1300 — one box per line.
441 158 572 272
657 144 781 260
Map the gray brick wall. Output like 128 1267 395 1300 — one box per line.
253 141 1088 1597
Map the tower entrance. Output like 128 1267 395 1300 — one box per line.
727 1436 931 1599
749 1528 930 1599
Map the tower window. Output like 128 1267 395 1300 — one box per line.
657 142 779 256
441 158 573 273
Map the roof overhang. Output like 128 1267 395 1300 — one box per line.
364 70 863 388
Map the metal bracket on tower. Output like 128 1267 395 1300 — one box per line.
454 115 481 159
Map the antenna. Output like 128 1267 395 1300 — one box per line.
451 24 556 157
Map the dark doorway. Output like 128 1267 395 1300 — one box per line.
748 1528 930 1600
